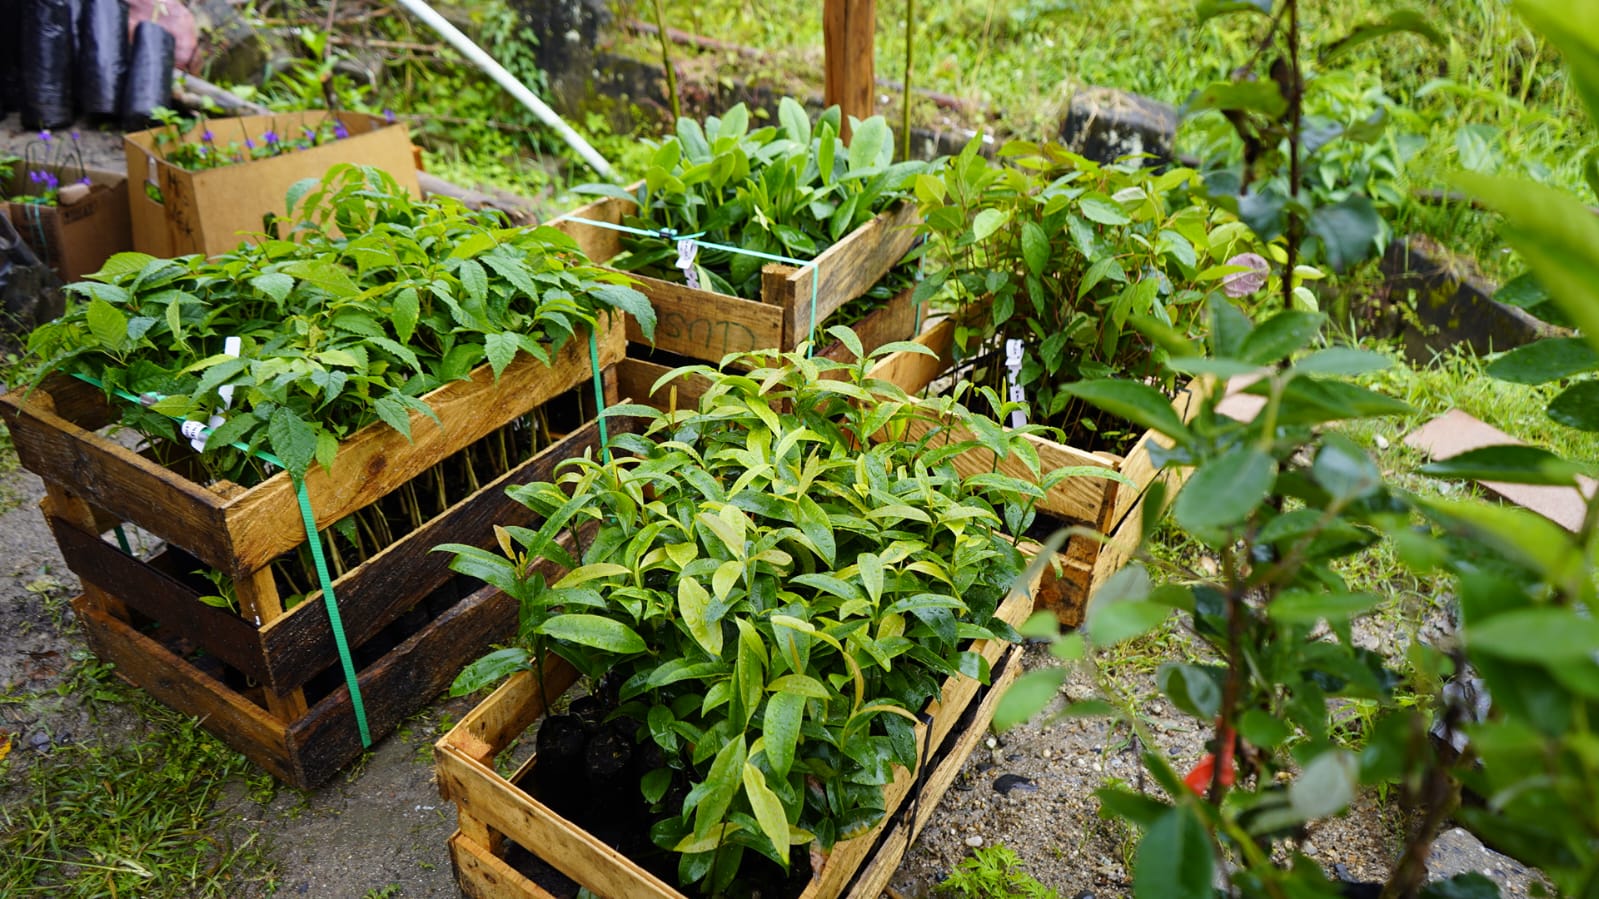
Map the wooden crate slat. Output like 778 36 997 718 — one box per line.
843 644 1025 899
259 418 627 694
437 582 1033 899
50 519 268 683
72 596 296 784
451 831 561 899
284 582 519 788
448 654 582 767
2 388 236 569
623 271 786 359
779 201 921 346
225 318 626 571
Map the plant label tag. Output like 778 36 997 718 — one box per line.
1004 338 1027 428
675 238 700 290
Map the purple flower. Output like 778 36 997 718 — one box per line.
245 138 256 149
202 129 215 143
262 130 279 145
28 170 42 183
79 176 91 186
383 108 395 124
333 121 349 139
38 130 51 143
70 130 80 141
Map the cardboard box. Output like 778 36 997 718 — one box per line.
124 110 420 258
3 166 134 283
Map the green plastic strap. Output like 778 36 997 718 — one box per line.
587 328 611 464
562 216 825 353
113 524 133 556
71 372 372 748
293 474 372 748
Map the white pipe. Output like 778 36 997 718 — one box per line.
392 0 619 182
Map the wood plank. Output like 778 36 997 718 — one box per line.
623 272 786 361
437 750 684 899
822 0 878 142
4 387 236 570
72 595 296 784
844 645 1025 899
225 317 625 571
616 358 711 412
548 193 631 263
781 201 920 346
259 420 624 695
451 830 561 899
866 313 958 396
815 287 920 368
39 486 133 622
50 522 268 683
285 582 521 789
1405 408 1597 532
445 656 583 768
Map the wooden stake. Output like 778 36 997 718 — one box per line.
823 0 877 142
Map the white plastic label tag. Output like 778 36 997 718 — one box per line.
675 238 700 290
1004 338 1027 429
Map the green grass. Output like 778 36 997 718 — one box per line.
0 659 279 897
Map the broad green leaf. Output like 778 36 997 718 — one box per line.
1288 750 1357 820
767 674 829 699
1237 708 1291 748
373 393 415 441
1157 663 1222 719
1269 590 1381 624
555 563 631 588
1469 608 1599 662
972 208 1009 242
847 116 889 173
778 96 810 144
1021 221 1050 276
857 552 884 605
694 734 747 840
1290 347 1392 377
1196 0 1270 24
762 690 804 779
250 272 295 303
1186 79 1286 117
1311 433 1382 502
1061 380 1193 441
449 647 530 696
484 331 519 381
1486 337 1599 384
712 559 742 602
678 576 723 657
1089 601 1171 646
993 668 1066 731
1322 9 1444 61
1238 309 1325 364
1307 195 1381 272
1173 449 1277 531
391 287 419 344
267 408 317 477
1134 805 1214 899
1079 193 1131 225
539 614 647 654
591 284 656 342
86 298 127 348
1420 444 1588 486
742 762 790 863
1549 381 1599 430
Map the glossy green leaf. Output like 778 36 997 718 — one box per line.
1549 381 1599 430
1134 805 1214 899
1486 338 1599 385
1061 380 1193 441
1157 663 1222 719
1420 444 1587 486
678 576 723 657
1173 448 1277 531
539 614 647 654
742 761 790 862
1469 608 1599 662
1238 310 1325 364
267 407 317 477
993 668 1065 731
449 647 530 696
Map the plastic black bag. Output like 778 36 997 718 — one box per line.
21 0 77 130
0 213 66 338
120 19 173 129
0 0 22 116
77 0 127 118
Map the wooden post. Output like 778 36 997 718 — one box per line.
823 0 877 142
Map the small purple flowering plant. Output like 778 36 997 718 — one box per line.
150 110 367 173
3 130 90 206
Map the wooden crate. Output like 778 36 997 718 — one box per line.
435 586 1033 899
0 318 627 788
550 192 921 364
866 316 1210 625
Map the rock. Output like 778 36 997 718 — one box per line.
1059 86 1176 165
964 835 984 848
56 182 90 205
992 773 1037 795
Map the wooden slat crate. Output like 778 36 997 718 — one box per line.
867 316 1210 625
550 191 921 364
0 318 627 788
435 585 1033 899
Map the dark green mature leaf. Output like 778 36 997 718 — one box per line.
1420 444 1588 486
1134 805 1214 899
1470 608 1599 662
1290 347 1392 377
1186 80 1287 117
695 734 748 840
449 647 530 696
1548 381 1599 430
484 332 519 381
1061 380 1192 441
1308 195 1381 271
1158 663 1222 719
1021 221 1050 276
763 690 804 778
1322 9 1445 61
1090 601 1172 646
1486 338 1599 385
1174 448 1277 531
373 393 415 441
1290 750 1357 820
267 407 317 477
86 299 127 349
1420 873 1502 899
1269 590 1381 624
250 272 295 303
1238 310 1326 364
1312 433 1382 502
539 614 648 654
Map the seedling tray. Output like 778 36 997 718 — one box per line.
867 316 1210 624
550 190 920 364
0 318 626 788
435 586 1032 899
